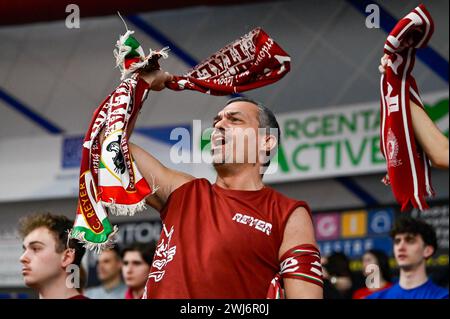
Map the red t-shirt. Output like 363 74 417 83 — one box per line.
144 178 310 299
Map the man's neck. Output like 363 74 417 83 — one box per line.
399 262 428 290
215 164 264 190
103 276 122 291
38 275 80 299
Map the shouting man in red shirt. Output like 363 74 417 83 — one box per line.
100 69 323 299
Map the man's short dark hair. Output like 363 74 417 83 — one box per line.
121 242 156 266
225 97 280 167
18 213 86 267
323 252 352 277
390 216 438 253
102 245 122 260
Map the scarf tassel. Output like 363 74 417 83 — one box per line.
70 225 119 254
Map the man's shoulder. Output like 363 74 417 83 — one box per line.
85 286 103 293
85 284 127 299
365 284 397 299
366 281 449 299
264 185 301 202
172 178 211 194
427 281 449 299
85 286 105 298
264 186 311 215
161 178 211 217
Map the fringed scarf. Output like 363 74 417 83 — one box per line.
70 27 167 252
166 27 291 95
380 4 435 211
70 75 158 253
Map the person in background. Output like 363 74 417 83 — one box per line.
19 213 88 299
121 242 156 299
320 256 345 299
322 252 363 299
367 216 448 299
76 265 88 296
353 249 393 299
85 246 127 299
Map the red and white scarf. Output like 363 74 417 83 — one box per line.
380 4 435 211
267 244 323 299
166 27 290 95
71 75 154 252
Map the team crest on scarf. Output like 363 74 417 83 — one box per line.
386 129 402 168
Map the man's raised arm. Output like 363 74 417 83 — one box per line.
379 54 449 169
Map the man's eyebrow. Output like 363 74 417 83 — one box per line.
395 233 416 239
212 111 245 125
225 111 243 117
26 241 46 247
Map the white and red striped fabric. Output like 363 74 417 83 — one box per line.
166 27 291 95
380 4 435 211
267 244 323 299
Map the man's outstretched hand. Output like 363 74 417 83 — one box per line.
139 69 173 91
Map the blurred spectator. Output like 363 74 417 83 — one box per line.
322 252 363 299
18 213 87 299
367 216 448 299
429 266 449 290
121 242 156 299
85 246 126 299
352 249 392 299
77 265 88 295
321 256 345 299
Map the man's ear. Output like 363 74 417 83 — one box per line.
61 248 76 268
262 134 277 155
423 245 434 260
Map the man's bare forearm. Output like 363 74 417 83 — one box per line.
411 101 449 169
